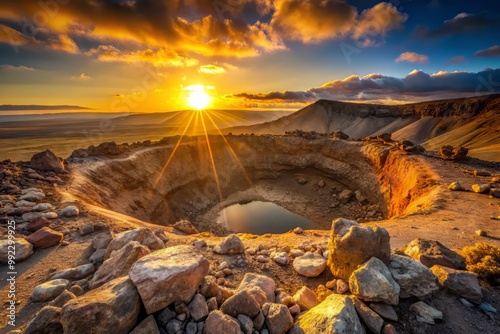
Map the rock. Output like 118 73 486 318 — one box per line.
245 286 268 307
265 303 294 334
253 310 266 330
24 306 63 334
32 279 70 302
15 199 36 207
48 290 77 308
0 238 32 263
338 189 354 204
28 216 51 232
491 188 500 198
336 278 350 294
203 310 242 334
220 289 261 318
129 245 209 314
293 286 318 311
472 183 490 194
316 284 333 302
459 298 474 308
60 206 79 218
349 257 400 305
369 303 398 321
130 315 160 334
200 276 220 298
213 234 245 255
350 298 384 334
293 252 327 277
271 251 290 265
105 227 164 259
293 227 304 234
193 239 207 250
50 263 95 281
237 314 254 334
430 265 483 303
294 294 365 334
448 182 465 191
256 255 269 262
328 218 391 280
69 285 84 296
188 293 209 321
22 212 42 221
79 223 94 236
296 175 308 184
42 212 58 219
30 150 65 172
237 273 276 303
26 227 63 249
173 219 199 234
409 301 443 325
388 254 440 299
399 238 466 269
318 180 325 187
479 302 497 313
166 319 183 333
382 324 398 334
439 145 468 160
157 307 176 326
33 203 53 211
89 249 106 266
60 277 141 334
92 232 112 250
90 241 150 289
475 230 487 237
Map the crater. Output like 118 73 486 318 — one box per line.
67 135 439 235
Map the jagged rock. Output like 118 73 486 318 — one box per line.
369 303 398 321
430 265 483 303
448 182 465 191
399 238 466 269
24 306 63 334
200 276 220 299
92 232 113 250
87 141 129 156
237 273 276 303
244 286 268 307
265 303 294 334
350 297 384 334
105 227 164 259
203 310 242 334
213 234 245 255
316 284 333 302
129 315 160 334
388 254 440 299
173 219 199 234
26 227 63 249
30 150 65 173
129 245 209 314
293 286 318 311
60 206 79 218
60 277 141 334
29 216 51 232
293 252 326 277
349 257 400 305
90 241 150 289
409 301 443 325
439 145 468 160
294 294 365 334
0 238 32 263
32 279 70 302
472 184 490 193
89 249 106 265
237 314 254 334
328 218 390 280
220 289 261 318
48 290 76 308
50 263 95 281
188 293 209 321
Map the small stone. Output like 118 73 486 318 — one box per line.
237 273 276 303
256 255 269 263
193 239 207 250
32 279 70 302
60 206 79 218
325 279 336 289
271 251 289 265
23 306 63 334
28 216 51 232
204 310 243 334
129 315 160 334
25 227 64 249
220 289 261 318
338 189 353 204
213 234 245 255
369 303 398 321
472 184 490 194
265 303 294 334
33 203 53 211
0 238 33 263
188 294 209 321
382 324 399 334
459 298 474 308
292 252 327 277
318 180 325 187
69 285 84 296
336 279 349 294
479 302 497 313
296 176 308 184
237 314 254 334
350 297 383 334
409 301 443 325
289 249 304 257
50 263 95 280
315 285 333 302
448 182 465 191
166 319 183 333
475 230 487 237
173 219 199 234
293 286 318 311
293 227 304 234
79 223 94 236
431 265 483 304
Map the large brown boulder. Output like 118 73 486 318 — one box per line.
220 289 261 318
29 216 51 232
24 306 63 334
30 150 65 173
60 276 141 334
388 255 440 299
399 238 466 269
327 218 390 280
25 227 64 249
430 265 483 304
129 245 209 314
105 228 164 259
265 303 294 334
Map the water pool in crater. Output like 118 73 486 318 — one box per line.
216 201 315 234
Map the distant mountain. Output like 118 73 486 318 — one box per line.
224 95 500 161
0 105 91 111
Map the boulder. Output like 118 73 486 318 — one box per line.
388 254 440 299
238 314 254 334
265 303 294 334
369 303 398 321
129 245 209 314
294 294 365 334
0 238 32 263
173 220 199 234
30 150 65 173
293 286 318 311
328 218 391 280
350 297 384 334
29 216 51 232
188 293 209 321
130 315 160 334
48 290 76 308
26 227 64 249
213 234 245 255
439 145 468 160
400 238 466 269
349 257 400 305
60 277 141 334
50 263 95 281
203 311 242 334
220 289 261 318
293 252 327 277
105 228 164 259
430 265 483 303
92 232 112 250
237 273 276 303
32 279 70 302
60 206 79 218
24 306 63 334
90 241 150 289
409 301 443 325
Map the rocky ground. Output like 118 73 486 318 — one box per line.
0 134 499 334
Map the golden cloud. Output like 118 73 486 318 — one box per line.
395 52 429 64
198 64 226 74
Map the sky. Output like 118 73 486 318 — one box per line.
0 0 499 111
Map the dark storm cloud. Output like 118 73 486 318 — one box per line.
473 45 500 58
416 12 500 38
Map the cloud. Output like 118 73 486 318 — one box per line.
395 52 429 64
71 73 93 81
416 13 500 38
198 64 226 74
230 68 500 103
473 45 500 58
447 55 465 63
0 64 36 71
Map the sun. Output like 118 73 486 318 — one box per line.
188 90 210 110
